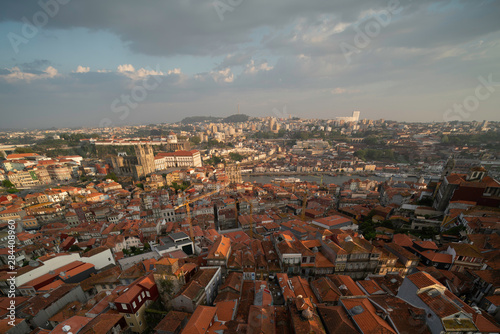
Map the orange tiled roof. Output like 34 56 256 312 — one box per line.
407 271 444 289
181 305 217 334
341 298 396 334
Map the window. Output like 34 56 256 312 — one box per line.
142 291 145 298
138 295 142 302
121 303 127 309
136 312 139 316
129 323 134 327
132 301 136 308
126 314 130 318
146 291 150 297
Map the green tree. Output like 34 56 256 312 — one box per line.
2 180 15 189
69 245 82 252
105 172 119 182
189 136 201 145
14 147 34 153
205 156 222 165
159 278 174 297
229 152 245 162
354 150 366 160
363 136 379 145
171 181 190 192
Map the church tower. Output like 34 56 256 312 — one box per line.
440 156 455 181
135 144 155 176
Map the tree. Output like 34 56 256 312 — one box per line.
354 150 366 160
229 152 245 162
171 181 190 192
14 147 34 153
205 156 222 165
69 245 82 252
363 136 379 145
189 136 201 145
105 172 118 182
2 180 15 189
159 278 175 297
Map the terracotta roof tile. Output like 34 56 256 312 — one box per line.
341 298 396 334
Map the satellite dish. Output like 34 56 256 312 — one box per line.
29 260 40 267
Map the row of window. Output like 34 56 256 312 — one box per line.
120 290 151 310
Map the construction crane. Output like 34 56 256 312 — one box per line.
300 190 309 221
174 187 223 242
234 195 254 238
309 174 324 186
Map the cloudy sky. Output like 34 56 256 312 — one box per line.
0 0 499 129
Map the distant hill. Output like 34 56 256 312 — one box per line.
181 114 249 124
181 116 220 124
222 114 249 123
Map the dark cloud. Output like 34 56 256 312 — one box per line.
0 0 499 128
1 0 476 57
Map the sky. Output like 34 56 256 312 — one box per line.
0 0 499 129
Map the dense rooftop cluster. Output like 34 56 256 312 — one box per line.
0 117 499 333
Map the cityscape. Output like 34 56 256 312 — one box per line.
1 1 500 334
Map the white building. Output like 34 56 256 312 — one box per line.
336 111 361 123
154 150 202 170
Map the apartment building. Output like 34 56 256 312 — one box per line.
7 170 39 188
114 273 159 333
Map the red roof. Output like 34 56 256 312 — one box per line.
181 305 216 334
407 271 443 289
341 298 396 334
59 263 95 280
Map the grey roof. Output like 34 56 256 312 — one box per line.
169 231 189 241
156 236 192 252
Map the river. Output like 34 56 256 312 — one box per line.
242 174 424 185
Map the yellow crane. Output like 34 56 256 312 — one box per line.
309 174 324 186
300 190 309 221
234 195 254 238
174 188 223 241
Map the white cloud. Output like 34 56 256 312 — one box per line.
214 68 234 83
168 68 182 75
244 60 273 74
0 66 59 83
117 64 164 80
117 64 135 73
74 66 90 73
